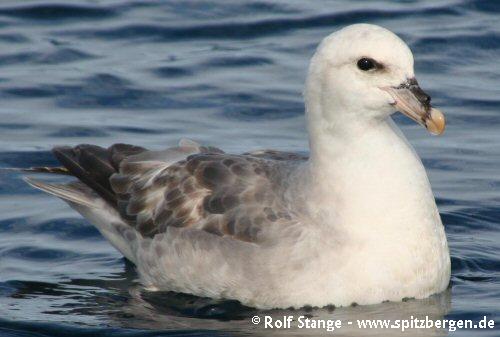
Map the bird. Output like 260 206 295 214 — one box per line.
23 23 450 309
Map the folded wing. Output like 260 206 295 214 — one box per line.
26 140 307 249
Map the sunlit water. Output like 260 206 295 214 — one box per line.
0 1 498 336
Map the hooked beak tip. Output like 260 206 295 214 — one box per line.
425 108 446 135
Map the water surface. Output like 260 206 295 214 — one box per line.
0 1 499 336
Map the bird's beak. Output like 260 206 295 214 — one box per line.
382 78 445 135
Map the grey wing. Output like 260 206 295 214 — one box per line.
110 148 306 243
23 139 224 261
25 139 305 245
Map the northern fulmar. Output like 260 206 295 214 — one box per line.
24 24 450 309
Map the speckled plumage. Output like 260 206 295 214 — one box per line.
108 144 305 242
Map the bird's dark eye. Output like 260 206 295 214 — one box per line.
357 58 376 71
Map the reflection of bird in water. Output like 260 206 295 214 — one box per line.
116 286 452 337
24 23 450 309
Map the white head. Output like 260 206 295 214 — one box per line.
305 24 444 137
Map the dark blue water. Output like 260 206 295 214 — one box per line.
0 1 498 336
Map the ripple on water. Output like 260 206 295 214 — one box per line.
0 3 117 20
0 0 498 336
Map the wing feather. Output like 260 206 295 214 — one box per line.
112 150 304 243
25 139 304 245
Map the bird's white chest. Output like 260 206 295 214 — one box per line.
282 123 451 307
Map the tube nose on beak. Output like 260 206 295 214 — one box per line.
382 78 445 135
412 85 431 108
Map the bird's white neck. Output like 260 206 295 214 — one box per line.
304 101 440 241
